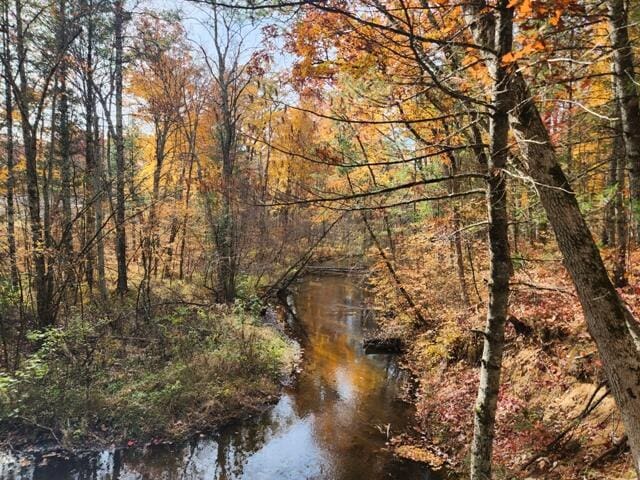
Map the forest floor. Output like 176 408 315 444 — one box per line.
382 246 640 479
0 284 300 456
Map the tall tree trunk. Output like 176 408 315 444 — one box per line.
2 3 18 287
57 0 74 286
603 143 618 247
44 95 56 257
15 0 52 327
214 44 238 303
150 126 167 276
470 2 513 478
194 148 218 290
216 170 236 302
613 120 628 287
83 0 95 292
94 115 108 298
114 0 128 295
466 1 640 472
608 0 640 238
141 125 167 301
218 120 237 303
82 0 107 299
179 118 198 281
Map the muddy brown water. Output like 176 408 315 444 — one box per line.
0 275 437 479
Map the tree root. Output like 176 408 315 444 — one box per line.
589 434 628 468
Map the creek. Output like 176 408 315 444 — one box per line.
0 275 436 480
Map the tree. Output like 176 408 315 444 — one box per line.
9 0 63 326
2 0 18 287
130 15 191 303
114 0 128 295
470 2 513 477
202 7 254 302
76 0 108 299
56 0 75 290
608 0 640 237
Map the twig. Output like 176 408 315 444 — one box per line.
471 328 488 338
521 381 609 470
16 416 61 446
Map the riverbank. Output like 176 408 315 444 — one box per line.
0 291 300 456
366 242 639 479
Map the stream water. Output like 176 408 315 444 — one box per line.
0 275 435 479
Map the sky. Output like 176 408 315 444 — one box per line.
145 0 295 71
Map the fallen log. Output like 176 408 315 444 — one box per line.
305 265 366 274
363 337 404 354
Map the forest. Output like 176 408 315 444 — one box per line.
1 0 640 479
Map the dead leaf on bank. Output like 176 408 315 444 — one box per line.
395 445 445 470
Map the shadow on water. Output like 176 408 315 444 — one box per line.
1 275 438 479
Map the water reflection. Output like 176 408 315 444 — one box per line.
1 276 434 479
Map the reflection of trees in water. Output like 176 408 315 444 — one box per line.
117 443 191 479
210 394 306 479
105 418 276 480
22 401 286 480
289 276 421 480
6 448 121 480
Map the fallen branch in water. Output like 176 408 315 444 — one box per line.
263 213 345 300
305 265 366 274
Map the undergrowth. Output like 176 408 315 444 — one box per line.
0 302 298 449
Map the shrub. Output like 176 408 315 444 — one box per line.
0 305 297 447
